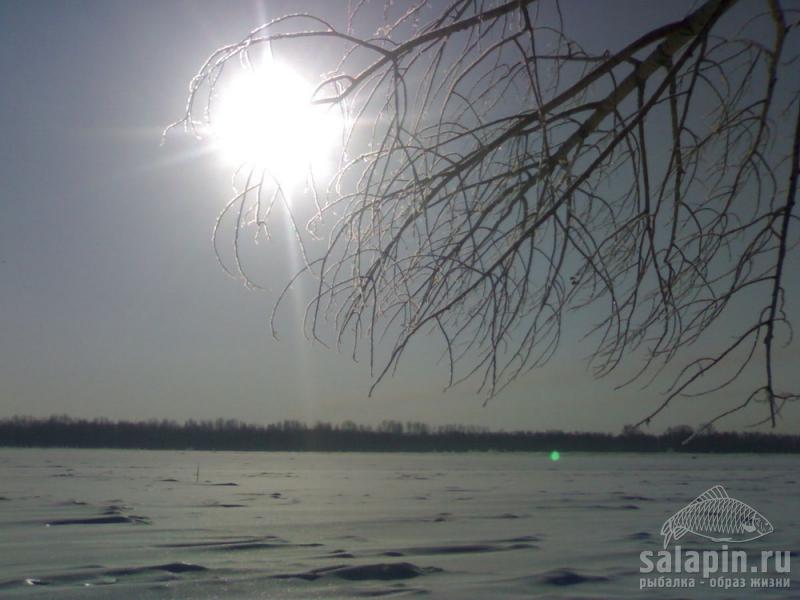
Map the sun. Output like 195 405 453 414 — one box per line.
212 62 343 185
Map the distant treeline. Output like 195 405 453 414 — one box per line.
0 415 798 453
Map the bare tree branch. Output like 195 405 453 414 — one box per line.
170 0 800 429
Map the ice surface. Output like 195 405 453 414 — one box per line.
0 449 796 598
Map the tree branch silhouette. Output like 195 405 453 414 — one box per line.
169 0 800 428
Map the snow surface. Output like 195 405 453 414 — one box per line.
0 448 796 598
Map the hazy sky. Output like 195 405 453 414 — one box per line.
1 0 798 433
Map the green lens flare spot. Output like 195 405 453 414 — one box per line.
549 450 561 462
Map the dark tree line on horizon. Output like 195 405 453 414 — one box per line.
0 415 798 453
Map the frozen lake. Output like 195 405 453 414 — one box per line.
0 448 796 598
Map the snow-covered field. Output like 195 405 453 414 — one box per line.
0 448 796 598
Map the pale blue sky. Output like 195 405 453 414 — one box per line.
1 0 798 433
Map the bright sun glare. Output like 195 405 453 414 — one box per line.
212 63 343 185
